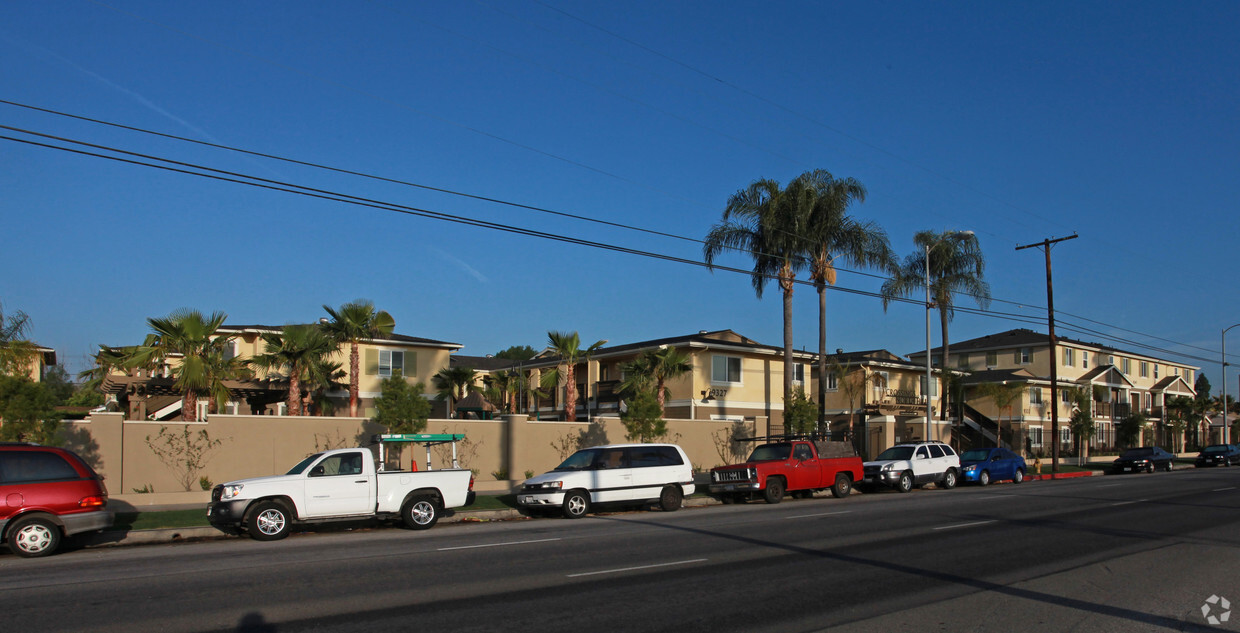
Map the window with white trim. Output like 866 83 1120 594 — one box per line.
1122 358 1131 374
791 363 806 386
1153 364 1159 379
985 351 997 367
1140 361 1149 378
1029 387 1043 405
1018 348 1032 364
378 350 404 377
712 355 742 384
1081 351 1089 369
1063 348 1074 367
1029 426 1043 448
826 372 838 391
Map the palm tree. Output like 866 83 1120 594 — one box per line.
0 302 37 377
133 309 237 421
704 175 811 408
321 300 395 417
799 169 895 423
976 382 1025 450
433 366 477 417
300 358 347 416
881 230 990 417
250 324 337 416
618 347 693 415
544 331 606 421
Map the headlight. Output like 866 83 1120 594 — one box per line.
881 463 898 472
220 484 244 500
539 481 563 490
963 465 977 473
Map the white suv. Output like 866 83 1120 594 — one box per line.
519 444 696 518
862 441 960 493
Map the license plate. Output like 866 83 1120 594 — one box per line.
1123 467 1133 472
521 496 535 504
723 484 735 492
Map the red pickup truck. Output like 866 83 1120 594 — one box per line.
709 439 863 504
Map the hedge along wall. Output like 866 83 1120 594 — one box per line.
61 412 761 495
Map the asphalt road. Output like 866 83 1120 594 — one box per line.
3 467 1239 633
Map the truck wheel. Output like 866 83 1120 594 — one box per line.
978 470 991 486
563 490 590 519
659 486 683 512
402 495 440 530
762 478 785 504
6 516 61 557
246 501 291 541
942 469 958 489
896 472 913 493
831 474 853 499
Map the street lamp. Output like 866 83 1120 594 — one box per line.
925 230 974 442
1223 324 1240 444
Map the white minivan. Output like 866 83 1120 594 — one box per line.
518 444 696 518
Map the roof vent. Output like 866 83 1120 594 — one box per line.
699 330 707 334
836 348 844 354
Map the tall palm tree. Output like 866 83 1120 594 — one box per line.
544 331 607 422
881 230 990 417
433 365 477 417
619 347 693 414
704 176 811 408
134 309 237 421
300 358 347 416
250 324 337 416
321 300 395 417
799 169 895 423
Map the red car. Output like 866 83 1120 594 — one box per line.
1 443 113 557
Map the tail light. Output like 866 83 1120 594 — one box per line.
469 476 475 491
79 495 107 508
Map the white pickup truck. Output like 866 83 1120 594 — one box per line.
207 446 475 540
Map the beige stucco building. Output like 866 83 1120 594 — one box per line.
908 328 1201 455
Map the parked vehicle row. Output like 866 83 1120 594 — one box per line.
7 438 1237 557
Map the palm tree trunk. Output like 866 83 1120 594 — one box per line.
656 377 666 415
565 366 577 422
939 307 951 420
781 267 795 412
349 340 361 417
289 372 302 417
181 389 196 422
817 283 827 426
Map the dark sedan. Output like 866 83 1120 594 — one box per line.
1195 444 1240 467
1111 447 1175 474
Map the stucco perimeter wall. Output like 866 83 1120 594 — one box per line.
62 413 761 496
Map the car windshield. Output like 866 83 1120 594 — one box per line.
1121 448 1153 459
1203 445 1229 454
748 444 792 461
286 453 322 475
876 446 915 461
960 449 994 462
554 449 601 471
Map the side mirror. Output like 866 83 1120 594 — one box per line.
310 465 325 477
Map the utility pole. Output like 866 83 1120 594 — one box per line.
1016 234 1077 478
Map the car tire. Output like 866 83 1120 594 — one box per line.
896 471 913 493
978 470 991 486
659 486 683 512
762 478 785 504
246 501 292 541
942 469 958 490
1145 462 1155 474
1013 469 1024 484
831 474 852 499
1165 461 1174 472
562 490 590 519
6 515 61 558
402 495 440 530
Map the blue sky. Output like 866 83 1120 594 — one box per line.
2 1 1238 390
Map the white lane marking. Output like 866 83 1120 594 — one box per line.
437 538 561 551
971 495 1009 500
1097 484 1123 488
1214 487 1237 492
933 520 997 531
787 510 853 519
568 558 708 578
1110 499 1148 506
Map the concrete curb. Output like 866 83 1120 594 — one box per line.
1027 470 1102 481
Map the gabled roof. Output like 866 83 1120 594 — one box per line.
217 324 462 350
450 355 522 372
961 368 1039 386
1077 365 1136 388
527 329 786 367
1151 375 1195 395
909 328 1197 369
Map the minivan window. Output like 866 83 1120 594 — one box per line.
628 446 684 467
0 452 79 483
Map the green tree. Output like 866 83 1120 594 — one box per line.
616 347 692 415
881 230 990 417
41 365 75 404
1066 387 1096 464
250 324 337 416
783 388 818 435
372 375 431 434
799 169 895 423
131 309 240 421
975 382 1025 449
321 300 395 417
704 175 811 407
0 302 37 377
433 366 477 417
620 389 668 443
1117 412 1148 449
543 331 607 422
0 375 61 444
495 345 537 361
